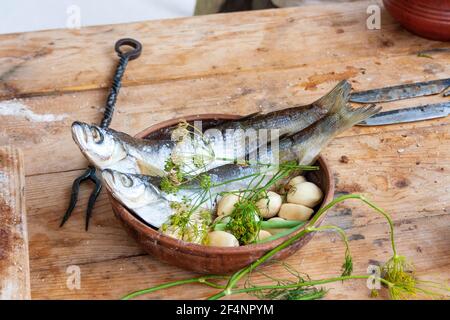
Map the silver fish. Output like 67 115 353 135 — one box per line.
102 169 173 227
103 96 380 229
72 121 174 176
102 168 211 243
72 81 351 177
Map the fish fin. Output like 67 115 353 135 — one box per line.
136 159 165 177
278 81 353 140
312 80 352 112
292 103 381 165
332 103 381 137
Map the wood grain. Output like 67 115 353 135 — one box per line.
0 0 448 299
0 1 448 100
0 146 31 299
26 123 450 298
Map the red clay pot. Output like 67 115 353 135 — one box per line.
108 114 335 274
384 0 450 41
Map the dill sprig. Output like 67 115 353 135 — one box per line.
222 161 317 245
226 201 261 245
306 225 353 277
122 194 449 300
245 262 328 300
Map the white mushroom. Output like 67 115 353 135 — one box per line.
278 203 314 221
216 193 240 216
287 181 323 207
207 231 239 247
256 191 283 218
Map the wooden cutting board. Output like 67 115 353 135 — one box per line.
0 146 30 300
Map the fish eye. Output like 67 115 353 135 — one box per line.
120 174 133 188
91 127 104 144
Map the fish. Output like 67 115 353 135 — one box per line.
102 169 172 227
103 95 380 230
102 168 211 243
279 103 381 165
72 121 174 176
72 80 351 177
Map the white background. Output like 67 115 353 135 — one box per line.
0 0 196 34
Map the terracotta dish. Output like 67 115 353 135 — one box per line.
108 114 335 274
384 0 450 41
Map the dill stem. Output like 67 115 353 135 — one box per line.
358 195 397 257
307 225 350 254
121 275 226 300
214 220 304 231
207 275 393 300
122 193 400 301
220 194 398 297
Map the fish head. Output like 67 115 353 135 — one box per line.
101 169 162 209
71 121 127 169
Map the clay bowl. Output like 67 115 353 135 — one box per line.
384 0 450 41
108 114 335 274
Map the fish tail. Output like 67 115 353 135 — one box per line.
312 80 352 112
291 101 381 164
332 103 381 134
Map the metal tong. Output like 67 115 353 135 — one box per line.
60 38 142 230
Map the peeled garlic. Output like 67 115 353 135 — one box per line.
257 230 272 241
256 191 282 218
213 215 231 225
207 231 239 247
264 217 289 235
278 203 314 221
216 193 240 216
287 181 323 207
287 176 307 189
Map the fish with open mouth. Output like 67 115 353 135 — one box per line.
102 95 380 230
72 80 351 177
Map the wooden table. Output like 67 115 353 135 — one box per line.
0 1 448 299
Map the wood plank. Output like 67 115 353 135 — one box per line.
0 146 30 299
0 0 448 177
0 0 446 300
1 52 449 176
26 123 450 275
29 213 450 299
0 1 449 100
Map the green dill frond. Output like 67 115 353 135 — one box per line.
306 225 353 277
382 255 417 300
370 289 379 298
162 201 212 244
226 200 261 245
287 288 328 300
252 286 326 300
342 254 353 277
160 176 179 194
164 158 178 172
168 120 216 177
192 154 206 168
244 261 326 300
381 254 448 300
199 174 211 191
